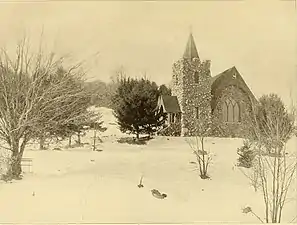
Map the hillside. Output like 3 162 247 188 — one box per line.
0 107 295 223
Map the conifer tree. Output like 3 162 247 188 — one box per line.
112 77 166 139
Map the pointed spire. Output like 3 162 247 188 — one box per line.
183 32 199 60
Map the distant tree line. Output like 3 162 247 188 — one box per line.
84 69 171 110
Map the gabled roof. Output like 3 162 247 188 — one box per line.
183 33 200 60
210 67 234 85
158 95 181 113
210 66 257 109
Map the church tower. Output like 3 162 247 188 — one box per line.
171 33 212 136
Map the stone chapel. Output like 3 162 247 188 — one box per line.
157 33 257 138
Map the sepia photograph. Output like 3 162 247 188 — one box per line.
0 0 296 224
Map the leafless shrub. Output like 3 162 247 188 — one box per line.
187 114 213 179
188 136 212 179
243 94 297 223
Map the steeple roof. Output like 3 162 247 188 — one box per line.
183 32 199 60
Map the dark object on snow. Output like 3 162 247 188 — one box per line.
189 161 197 164
200 174 210 179
90 159 95 162
53 147 61 151
32 191 35 196
138 175 144 188
242 206 252 214
151 189 167 199
117 137 148 145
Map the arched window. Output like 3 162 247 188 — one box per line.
222 98 240 122
222 101 228 122
194 72 199 83
227 99 234 122
233 102 240 122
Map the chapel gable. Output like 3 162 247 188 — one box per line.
210 66 257 137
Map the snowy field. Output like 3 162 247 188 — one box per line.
0 107 296 223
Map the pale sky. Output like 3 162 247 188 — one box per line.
0 0 295 106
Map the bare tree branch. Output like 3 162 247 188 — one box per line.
0 36 90 180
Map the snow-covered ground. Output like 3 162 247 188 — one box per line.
0 107 296 223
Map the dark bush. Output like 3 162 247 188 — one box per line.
237 140 255 168
116 136 151 145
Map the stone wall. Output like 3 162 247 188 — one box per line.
211 85 253 138
171 58 212 136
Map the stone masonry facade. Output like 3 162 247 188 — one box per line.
171 58 212 136
211 85 254 137
160 32 256 138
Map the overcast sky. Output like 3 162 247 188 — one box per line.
0 0 295 105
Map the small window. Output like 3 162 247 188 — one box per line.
194 72 199 83
195 107 199 119
170 113 175 123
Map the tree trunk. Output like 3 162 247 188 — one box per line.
10 152 22 179
69 135 72 147
39 135 46 150
136 132 139 140
93 130 96 151
77 132 81 144
7 138 26 180
148 125 151 139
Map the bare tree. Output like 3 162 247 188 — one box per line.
243 94 296 223
88 111 105 151
111 65 126 83
0 38 90 180
187 112 213 179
